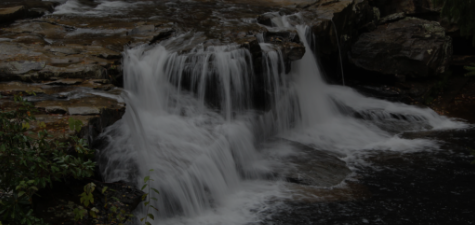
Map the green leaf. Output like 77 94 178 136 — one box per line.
144 176 150 183
22 123 30 130
151 188 160 194
102 186 108 194
18 191 25 197
148 213 155 220
141 184 147 191
465 71 475 77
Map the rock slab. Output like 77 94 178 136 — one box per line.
349 17 452 78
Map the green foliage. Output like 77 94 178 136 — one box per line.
140 169 159 225
74 182 135 225
433 0 475 45
68 117 83 133
464 63 475 77
0 95 95 224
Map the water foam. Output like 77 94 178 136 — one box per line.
52 0 146 16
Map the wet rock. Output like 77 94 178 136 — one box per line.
85 46 121 59
44 78 83 85
300 0 375 75
7 21 67 40
47 45 84 55
68 106 101 115
0 81 45 95
257 12 276 26
0 6 26 25
90 79 110 84
370 0 438 18
263 30 301 43
282 140 351 187
128 25 174 44
149 28 174 44
282 42 306 61
349 17 452 78
238 37 263 74
39 64 104 80
378 12 406 24
44 106 67 114
0 61 46 76
83 107 126 146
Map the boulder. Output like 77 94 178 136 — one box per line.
264 138 351 187
0 6 26 25
282 140 351 187
281 0 376 82
369 0 438 18
349 17 451 79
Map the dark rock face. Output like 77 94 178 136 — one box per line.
296 0 375 81
349 17 451 79
0 1 59 25
310 0 375 55
369 0 438 17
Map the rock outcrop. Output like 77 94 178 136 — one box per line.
0 1 59 25
349 17 451 79
369 0 438 17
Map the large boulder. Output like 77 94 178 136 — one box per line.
349 17 451 79
369 0 438 17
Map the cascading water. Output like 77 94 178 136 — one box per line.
98 15 467 225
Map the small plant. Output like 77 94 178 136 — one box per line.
464 63 475 77
74 182 137 225
0 94 95 224
140 169 160 225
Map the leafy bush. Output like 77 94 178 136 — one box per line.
0 95 96 224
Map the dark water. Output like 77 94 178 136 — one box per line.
264 129 475 225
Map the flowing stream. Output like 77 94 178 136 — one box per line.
97 14 467 225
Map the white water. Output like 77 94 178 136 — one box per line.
51 0 147 16
98 17 467 225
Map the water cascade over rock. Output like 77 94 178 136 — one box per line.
98 13 467 225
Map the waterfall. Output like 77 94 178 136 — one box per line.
99 41 270 219
97 16 467 225
331 18 346 86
